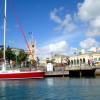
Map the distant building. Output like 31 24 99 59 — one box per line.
52 54 69 63
11 48 24 52
69 52 100 66
11 48 24 56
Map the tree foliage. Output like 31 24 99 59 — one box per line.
18 50 27 64
0 49 3 59
6 46 16 63
0 46 28 65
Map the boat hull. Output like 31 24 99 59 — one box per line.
0 71 44 79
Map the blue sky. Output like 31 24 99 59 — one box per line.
0 0 100 57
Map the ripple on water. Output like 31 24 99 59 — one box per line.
0 77 100 100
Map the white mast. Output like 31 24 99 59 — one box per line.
2 0 7 71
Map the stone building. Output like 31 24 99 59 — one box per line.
69 52 100 66
52 54 69 64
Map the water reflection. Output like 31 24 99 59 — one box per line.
0 79 42 100
0 78 100 100
46 78 54 86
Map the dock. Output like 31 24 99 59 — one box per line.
44 65 100 77
45 71 69 77
68 66 96 77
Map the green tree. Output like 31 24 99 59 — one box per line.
18 50 27 65
6 46 16 64
0 49 3 59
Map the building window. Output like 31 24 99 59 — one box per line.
94 58 97 61
77 59 79 64
80 59 82 65
74 59 76 65
71 60 73 65
98 58 100 61
83 58 85 64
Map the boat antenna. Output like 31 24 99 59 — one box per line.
2 0 6 71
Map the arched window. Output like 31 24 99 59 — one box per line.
80 59 82 65
74 59 76 65
94 58 97 61
83 58 85 64
71 60 73 65
77 59 79 64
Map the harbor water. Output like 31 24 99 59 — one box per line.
0 77 100 100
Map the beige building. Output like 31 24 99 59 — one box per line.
50 52 100 66
69 52 100 66
52 54 68 63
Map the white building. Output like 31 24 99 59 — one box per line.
52 54 68 63
69 52 100 66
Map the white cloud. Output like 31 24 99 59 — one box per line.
61 14 76 33
79 38 99 49
50 8 62 23
78 0 100 21
78 0 100 36
38 40 70 58
50 8 76 33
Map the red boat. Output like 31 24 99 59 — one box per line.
0 70 44 79
0 0 45 79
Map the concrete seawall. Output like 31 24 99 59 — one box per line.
40 65 100 77
45 69 100 77
45 71 69 77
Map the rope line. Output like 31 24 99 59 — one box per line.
9 0 32 55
